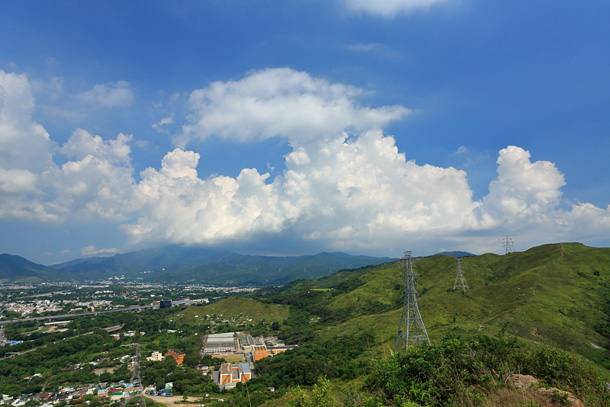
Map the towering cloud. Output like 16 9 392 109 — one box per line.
51 129 135 220
479 146 566 226
0 70 135 221
1 68 609 255
180 68 409 147
0 70 57 220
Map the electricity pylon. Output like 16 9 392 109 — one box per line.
121 343 145 407
503 237 514 254
394 251 430 351
453 259 469 292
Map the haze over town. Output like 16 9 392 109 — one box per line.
1 0 609 265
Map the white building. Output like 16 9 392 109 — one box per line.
146 351 165 362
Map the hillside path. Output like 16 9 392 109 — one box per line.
145 395 226 407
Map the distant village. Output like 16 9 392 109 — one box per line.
0 283 257 321
0 283 295 406
1 328 296 406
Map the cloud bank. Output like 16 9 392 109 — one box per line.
1 68 609 255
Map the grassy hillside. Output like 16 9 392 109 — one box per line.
253 243 610 368
177 297 290 326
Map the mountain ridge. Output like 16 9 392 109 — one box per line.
0 254 61 283
0 245 397 285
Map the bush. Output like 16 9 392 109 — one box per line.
367 333 610 407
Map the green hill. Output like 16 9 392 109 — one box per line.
256 243 610 367
176 297 290 326
0 254 62 283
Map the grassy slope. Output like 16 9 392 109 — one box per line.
308 243 610 367
178 297 290 325
255 243 610 406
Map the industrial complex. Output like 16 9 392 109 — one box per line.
202 332 296 388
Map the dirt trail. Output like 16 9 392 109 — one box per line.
145 395 225 407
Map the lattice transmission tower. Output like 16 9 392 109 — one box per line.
121 343 145 407
453 259 469 292
503 237 514 254
394 251 430 351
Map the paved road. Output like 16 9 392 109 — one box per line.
0 305 154 326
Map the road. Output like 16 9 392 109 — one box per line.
144 395 227 406
0 304 154 326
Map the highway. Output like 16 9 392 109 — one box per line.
0 304 154 326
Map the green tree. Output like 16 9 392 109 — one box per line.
287 377 340 407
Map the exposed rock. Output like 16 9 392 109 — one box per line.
508 374 585 407
508 374 539 389
537 387 584 407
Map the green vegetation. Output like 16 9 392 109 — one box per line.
1 242 609 406
179 297 289 325
281 333 610 407
245 243 610 405
368 333 610 406
257 243 610 365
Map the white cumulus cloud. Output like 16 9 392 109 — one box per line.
50 129 135 220
0 71 136 221
126 148 287 244
0 70 57 220
0 70 55 173
180 68 409 147
2 68 610 256
478 146 566 226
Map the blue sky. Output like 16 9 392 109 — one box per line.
1 0 609 265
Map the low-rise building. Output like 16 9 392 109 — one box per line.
166 349 186 365
147 351 165 362
218 363 251 389
202 332 238 354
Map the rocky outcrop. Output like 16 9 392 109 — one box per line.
508 374 585 407
508 374 539 389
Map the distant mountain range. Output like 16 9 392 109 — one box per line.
0 245 397 285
